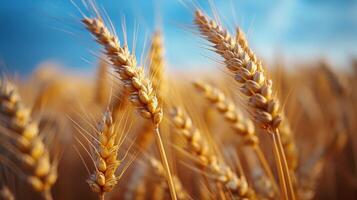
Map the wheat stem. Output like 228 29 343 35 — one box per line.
153 126 178 200
99 192 105 200
271 130 288 200
275 129 296 200
42 190 53 200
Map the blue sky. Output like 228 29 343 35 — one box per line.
0 0 356 74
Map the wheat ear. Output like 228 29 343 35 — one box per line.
236 27 298 173
235 27 262 69
86 111 121 200
149 31 166 103
82 17 177 200
194 10 295 200
0 80 57 200
170 107 257 199
193 80 278 193
135 31 167 153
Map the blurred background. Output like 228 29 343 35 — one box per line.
0 1 357 200
0 0 356 74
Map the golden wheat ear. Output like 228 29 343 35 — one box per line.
73 108 135 200
235 25 298 175
194 9 295 200
169 106 257 199
87 110 124 199
148 31 166 104
131 30 167 155
193 80 279 195
82 17 177 200
0 80 57 200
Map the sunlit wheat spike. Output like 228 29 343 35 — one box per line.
194 9 295 200
82 17 163 125
235 25 298 174
194 10 281 129
85 110 123 199
130 31 167 154
82 16 177 200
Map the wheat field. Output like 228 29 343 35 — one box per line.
0 1 356 200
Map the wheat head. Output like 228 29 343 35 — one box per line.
0 80 57 200
194 10 295 199
194 10 281 130
86 110 121 198
148 31 166 103
82 18 162 125
170 107 257 199
83 17 177 200
193 80 258 146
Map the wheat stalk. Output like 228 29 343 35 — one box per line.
0 80 57 200
133 180 146 200
170 107 257 199
82 17 177 200
150 157 189 200
194 10 295 200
